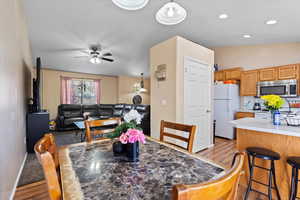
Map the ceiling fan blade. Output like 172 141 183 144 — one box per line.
102 52 112 57
79 50 91 55
73 55 89 58
101 57 114 62
44 48 87 53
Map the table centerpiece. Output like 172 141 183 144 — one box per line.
108 109 145 162
261 95 284 125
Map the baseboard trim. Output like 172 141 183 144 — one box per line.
9 152 27 200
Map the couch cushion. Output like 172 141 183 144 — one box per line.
60 104 82 111
99 104 114 116
123 104 134 115
59 104 82 118
135 105 150 119
63 111 82 118
113 104 125 117
83 104 99 117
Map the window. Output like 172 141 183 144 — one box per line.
61 77 100 104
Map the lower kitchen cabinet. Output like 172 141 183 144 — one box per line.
235 112 255 119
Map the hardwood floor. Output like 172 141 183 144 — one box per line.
197 137 270 200
197 137 238 169
14 181 49 200
14 137 266 200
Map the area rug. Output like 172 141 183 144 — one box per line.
17 130 83 186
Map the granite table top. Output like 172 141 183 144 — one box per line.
59 138 224 200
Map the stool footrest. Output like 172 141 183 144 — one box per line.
253 165 271 171
250 188 268 197
251 179 274 189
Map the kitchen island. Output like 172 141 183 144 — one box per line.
232 118 300 199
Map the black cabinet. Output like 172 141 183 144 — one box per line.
26 112 49 153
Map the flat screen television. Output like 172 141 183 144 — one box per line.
32 57 41 113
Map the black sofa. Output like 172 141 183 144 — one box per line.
56 104 150 135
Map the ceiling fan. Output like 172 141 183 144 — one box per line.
74 45 114 64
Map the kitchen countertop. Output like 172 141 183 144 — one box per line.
231 118 300 137
237 109 269 113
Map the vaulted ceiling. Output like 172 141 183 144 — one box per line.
23 0 300 76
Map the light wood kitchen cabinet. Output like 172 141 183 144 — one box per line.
224 68 242 80
235 112 255 119
214 68 241 81
259 68 277 81
214 71 225 81
277 64 298 80
240 70 258 96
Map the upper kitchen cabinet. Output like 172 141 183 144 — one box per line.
277 64 298 80
214 71 225 81
259 67 277 81
214 68 241 81
224 68 242 80
240 70 258 96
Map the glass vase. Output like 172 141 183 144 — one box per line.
271 110 280 125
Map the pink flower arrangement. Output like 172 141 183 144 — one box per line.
119 129 146 144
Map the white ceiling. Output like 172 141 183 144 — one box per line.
23 0 300 77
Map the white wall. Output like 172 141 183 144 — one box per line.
0 0 33 199
213 42 300 70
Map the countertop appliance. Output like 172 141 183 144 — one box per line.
257 79 297 97
214 84 240 139
253 102 261 110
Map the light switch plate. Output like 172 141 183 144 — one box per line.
161 99 167 105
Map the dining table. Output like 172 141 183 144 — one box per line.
58 137 224 200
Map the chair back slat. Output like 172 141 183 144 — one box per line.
85 118 121 142
172 152 245 200
160 120 196 153
88 118 121 127
34 134 61 200
162 132 190 143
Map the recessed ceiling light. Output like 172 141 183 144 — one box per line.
112 0 149 10
266 20 277 25
219 14 228 19
243 34 252 38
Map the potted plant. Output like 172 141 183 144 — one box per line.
261 95 284 125
108 109 146 161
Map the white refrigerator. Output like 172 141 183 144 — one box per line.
213 84 240 139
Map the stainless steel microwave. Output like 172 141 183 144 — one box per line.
257 79 297 97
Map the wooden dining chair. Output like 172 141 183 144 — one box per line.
160 120 196 153
85 117 121 142
173 152 245 200
34 133 61 200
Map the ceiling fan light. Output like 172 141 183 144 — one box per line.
139 88 147 93
90 57 101 64
112 0 149 10
156 1 187 25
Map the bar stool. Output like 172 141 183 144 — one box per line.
244 147 281 200
287 157 300 200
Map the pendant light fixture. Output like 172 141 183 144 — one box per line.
156 0 187 25
139 73 147 92
112 0 149 10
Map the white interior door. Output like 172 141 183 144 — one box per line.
184 57 212 152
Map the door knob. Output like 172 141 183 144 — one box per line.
206 110 211 113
